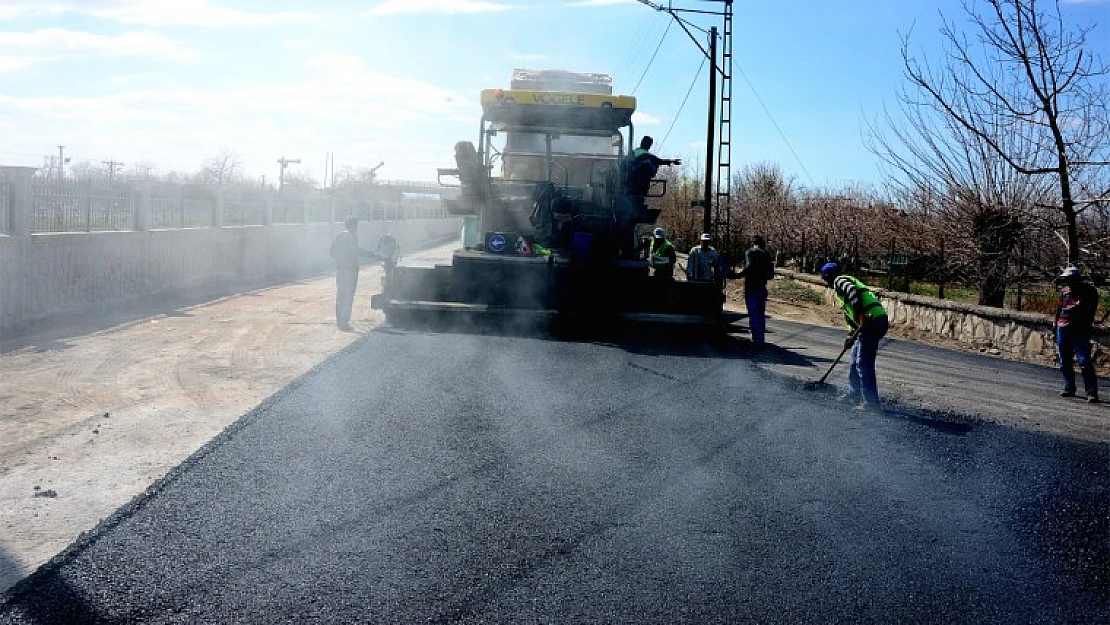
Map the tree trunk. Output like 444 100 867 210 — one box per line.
974 209 1021 308
978 269 1007 308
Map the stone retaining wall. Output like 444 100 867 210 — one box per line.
776 269 1108 370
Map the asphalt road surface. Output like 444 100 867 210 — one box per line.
756 318 1110 443
1 321 1105 624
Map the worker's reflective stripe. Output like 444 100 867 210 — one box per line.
837 275 886 324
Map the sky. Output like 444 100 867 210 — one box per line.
0 0 1106 190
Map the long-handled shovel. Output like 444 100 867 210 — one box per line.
807 326 861 389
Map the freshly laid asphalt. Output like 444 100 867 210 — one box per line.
1 317 1106 623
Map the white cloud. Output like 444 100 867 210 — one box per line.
508 52 549 62
0 62 476 180
366 0 516 16
96 0 317 26
566 0 636 6
108 71 181 88
0 0 317 26
633 111 660 125
0 28 198 70
0 56 34 71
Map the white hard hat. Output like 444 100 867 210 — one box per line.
1060 266 1083 278
700 233 712 241
653 227 666 238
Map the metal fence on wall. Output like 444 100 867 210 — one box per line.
0 180 9 233
222 189 268 226
32 180 135 233
19 179 453 233
150 183 214 229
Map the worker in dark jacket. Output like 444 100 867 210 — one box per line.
736 235 773 347
626 136 681 202
1054 266 1100 403
821 262 888 410
329 217 373 331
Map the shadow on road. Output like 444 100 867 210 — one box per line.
375 312 822 368
0 544 102 624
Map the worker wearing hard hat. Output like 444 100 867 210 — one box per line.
821 262 888 410
686 233 719 282
649 227 677 281
1054 266 1100 403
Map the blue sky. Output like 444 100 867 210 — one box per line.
0 0 1106 189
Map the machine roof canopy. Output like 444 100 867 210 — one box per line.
480 89 636 131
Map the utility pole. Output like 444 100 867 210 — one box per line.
102 159 124 188
57 145 67 182
702 26 717 236
277 157 300 191
324 152 335 189
632 1 733 241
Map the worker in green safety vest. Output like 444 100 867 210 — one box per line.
648 227 676 281
820 262 888 410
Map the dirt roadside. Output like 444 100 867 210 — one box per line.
0 265 1105 594
0 269 386 593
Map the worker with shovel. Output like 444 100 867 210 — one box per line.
820 262 888 411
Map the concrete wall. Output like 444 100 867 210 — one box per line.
0 219 460 336
776 269 1106 368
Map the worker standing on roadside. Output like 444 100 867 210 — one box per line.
1054 266 1100 404
820 262 888 410
736 235 774 347
649 227 677 281
329 217 373 331
686 233 719 282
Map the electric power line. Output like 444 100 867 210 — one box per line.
632 18 673 95
734 64 817 187
659 55 707 151
618 12 667 83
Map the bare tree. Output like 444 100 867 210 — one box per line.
125 161 158 180
900 0 1110 266
200 148 244 187
655 166 704 251
730 163 795 262
333 165 386 188
869 87 1057 305
66 160 108 181
280 169 320 190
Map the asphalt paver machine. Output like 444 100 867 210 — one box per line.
372 70 724 330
